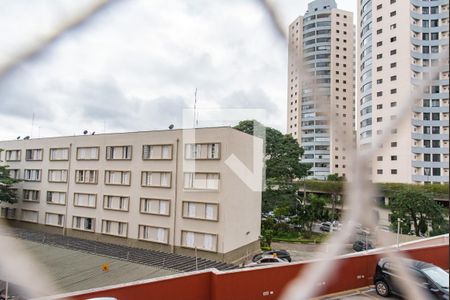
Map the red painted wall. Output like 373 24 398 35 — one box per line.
65 244 449 300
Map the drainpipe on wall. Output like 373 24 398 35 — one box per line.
63 143 72 236
172 138 180 253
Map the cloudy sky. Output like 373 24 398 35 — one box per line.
0 0 356 140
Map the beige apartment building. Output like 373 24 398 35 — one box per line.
0 127 262 263
357 0 449 183
287 0 356 180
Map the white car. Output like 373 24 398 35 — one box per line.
244 255 289 268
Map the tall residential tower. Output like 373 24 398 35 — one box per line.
357 0 449 184
287 0 355 180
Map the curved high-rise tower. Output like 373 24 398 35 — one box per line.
287 0 356 180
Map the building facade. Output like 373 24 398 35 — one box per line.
357 0 449 183
0 127 262 262
287 0 356 180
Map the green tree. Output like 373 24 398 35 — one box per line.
234 120 310 212
326 173 345 220
389 188 447 236
0 150 20 204
298 194 327 237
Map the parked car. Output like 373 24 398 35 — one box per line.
245 255 289 268
374 258 449 299
352 240 373 251
320 222 332 232
252 250 292 262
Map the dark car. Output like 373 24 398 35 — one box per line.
352 240 373 251
252 250 291 263
320 222 331 232
374 258 449 299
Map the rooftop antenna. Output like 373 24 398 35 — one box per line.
31 112 35 138
193 88 199 128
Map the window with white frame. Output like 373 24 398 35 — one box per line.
21 209 38 223
106 145 132 160
25 149 43 161
24 169 41 181
184 173 219 190
5 150 21 161
76 147 99 160
185 143 220 159
101 220 127 237
104 170 131 185
0 207 16 219
48 169 68 183
72 216 94 232
75 170 98 184
23 189 40 202
46 191 66 205
143 144 173 160
181 231 217 252
139 225 169 244
140 198 170 215
141 171 171 187
45 213 64 227
74 193 96 208
104 195 129 211
49 148 69 160
182 202 218 221
9 169 20 179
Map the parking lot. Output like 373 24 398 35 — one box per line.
321 287 399 299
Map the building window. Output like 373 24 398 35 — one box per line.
141 171 172 188
432 168 441 176
181 231 217 252
9 169 20 179
377 156 383 161
72 216 95 232
5 150 21 161
377 4 382 10
185 143 221 160
391 169 397 175
102 220 128 238
377 104 383 109
104 195 129 211
49 148 69 161
390 11 396 17
75 170 98 184
140 198 170 216
432 154 441 162
377 16 382 22
391 155 397 161
390 63 397 68
74 193 96 208
390 76 397 81
47 191 66 205
391 102 397 107
182 202 218 221
106 146 132 160
377 29 382 34
377 169 383 175
390 50 396 55
104 170 131 185
25 149 43 161
23 189 40 202
390 89 397 94
24 169 41 182
377 117 383 122
45 213 64 227
390 24 396 30
0 208 16 219
391 142 397 147
142 144 173 160
48 169 68 183
139 225 169 244
184 172 220 190
21 210 38 223
76 147 99 160
432 140 440 148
